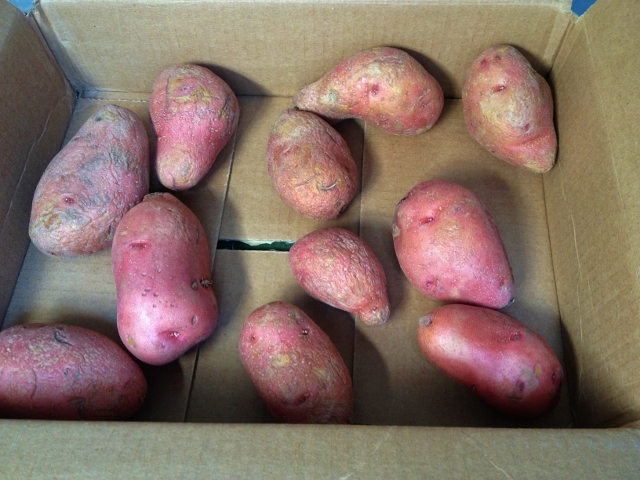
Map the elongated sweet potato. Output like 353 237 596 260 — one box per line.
0 323 147 420
150 64 240 190
392 180 514 309
238 301 353 424
267 108 358 220
462 45 557 173
289 227 390 326
112 192 218 365
417 304 563 418
293 46 444 135
29 104 149 258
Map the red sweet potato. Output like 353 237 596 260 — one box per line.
417 304 563 418
293 46 444 135
0 323 147 420
150 64 240 190
112 192 218 366
267 108 358 221
238 301 354 424
462 45 557 173
29 104 149 258
289 227 390 326
392 180 514 309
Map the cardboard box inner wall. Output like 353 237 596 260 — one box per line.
2 0 640 470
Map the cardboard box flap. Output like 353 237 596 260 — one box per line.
546 0 640 427
35 0 572 98
1 421 639 478
0 1 74 325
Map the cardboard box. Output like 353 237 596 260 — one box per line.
1 0 639 475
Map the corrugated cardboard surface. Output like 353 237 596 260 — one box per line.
0 1 74 321
546 0 640 427
2 0 640 475
1 421 639 478
35 0 571 97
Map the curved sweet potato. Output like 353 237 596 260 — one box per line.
462 45 557 173
289 227 389 326
293 46 444 135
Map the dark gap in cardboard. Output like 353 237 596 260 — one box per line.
216 239 293 252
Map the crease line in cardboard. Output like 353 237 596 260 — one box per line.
183 126 238 422
0 93 72 243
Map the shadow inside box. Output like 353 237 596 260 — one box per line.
400 47 456 98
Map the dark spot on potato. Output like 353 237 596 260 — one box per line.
63 196 75 205
95 116 103 122
370 84 380 96
510 332 521 341
54 329 73 346
492 85 506 93
292 392 311 406
419 315 433 328
494 54 501 61
301 328 309 336
551 372 557 380
130 241 150 250
70 398 86 419
518 381 525 392
523 123 531 132
421 216 434 225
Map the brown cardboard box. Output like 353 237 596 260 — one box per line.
1 0 639 476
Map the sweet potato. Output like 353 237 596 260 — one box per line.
0 323 147 420
150 64 240 190
238 301 353 424
392 180 514 309
462 44 557 173
29 104 149 258
417 304 563 418
293 46 444 135
267 108 358 221
289 227 390 326
112 192 218 365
